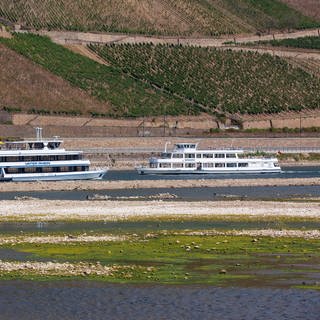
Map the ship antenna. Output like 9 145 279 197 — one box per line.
35 127 43 141
164 141 171 153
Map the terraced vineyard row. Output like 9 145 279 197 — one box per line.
251 36 320 50
218 0 320 32
0 34 194 117
91 43 320 115
0 0 318 35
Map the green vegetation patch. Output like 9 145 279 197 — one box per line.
1 234 320 287
219 0 319 31
250 36 320 50
0 33 194 117
91 43 320 114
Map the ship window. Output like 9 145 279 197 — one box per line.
150 163 157 168
196 154 202 158
7 156 19 162
160 163 171 168
215 163 225 167
40 156 50 161
203 153 213 158
215 154 225 158
185 163 195 168
34 143 44 149
185 153 195 158
226 153 236 158
42 167 54 173
203 163 214 168
227 163 237 167
5 168 19 174
24 167 37 173
59 166 70 172
58 155 67 161
238 163 249 167
172 154 183 159
161 153 171 159
173 163 183 168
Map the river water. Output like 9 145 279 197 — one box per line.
1 166 319 319
0 281 319 320
0 166 320 201
106 165 320 180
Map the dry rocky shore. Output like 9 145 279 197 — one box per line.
1 199 319 222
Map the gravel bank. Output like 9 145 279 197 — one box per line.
1 200 320 222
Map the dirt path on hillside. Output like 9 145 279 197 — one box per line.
37 28 320 47
64 44 109 65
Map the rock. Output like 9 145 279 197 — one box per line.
219 269 227 274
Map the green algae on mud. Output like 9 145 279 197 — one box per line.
1 233 320 288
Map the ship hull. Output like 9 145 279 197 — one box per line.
3 169 107 182
136 168 281 175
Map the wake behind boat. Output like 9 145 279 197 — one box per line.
136 143 281 175
0 128 107 182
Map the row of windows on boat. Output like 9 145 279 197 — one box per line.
161 153 237 159
4 166 89 174
150 163 250 168
0 154 82 162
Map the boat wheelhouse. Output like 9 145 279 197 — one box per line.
0 128 107 181
136 143 281 175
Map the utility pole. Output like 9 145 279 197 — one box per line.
163 106 166 137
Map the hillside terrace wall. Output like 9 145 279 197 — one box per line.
4 112 320 138
242 113 320 130
12 113 218 130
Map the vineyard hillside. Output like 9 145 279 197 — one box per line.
90 43 320 115
281 0 320 20
0 43 111 116
0 0 319 36
0 34 195 117
1 32 319 119
247 36 320 50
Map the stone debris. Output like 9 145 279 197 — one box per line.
87 193 178 201
0 200 320 222
0 260 118 276
0 235 127 245
172 229 320 239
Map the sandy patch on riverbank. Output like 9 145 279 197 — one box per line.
0 260 123 277
1 200 319 222
0 177 320 192
0 235 127 245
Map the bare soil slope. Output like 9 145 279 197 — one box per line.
0 44 110 115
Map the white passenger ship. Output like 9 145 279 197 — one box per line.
136 143 281 175
0 128 107 181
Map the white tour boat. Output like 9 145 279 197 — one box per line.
0 128 107 181
136 142 281 175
